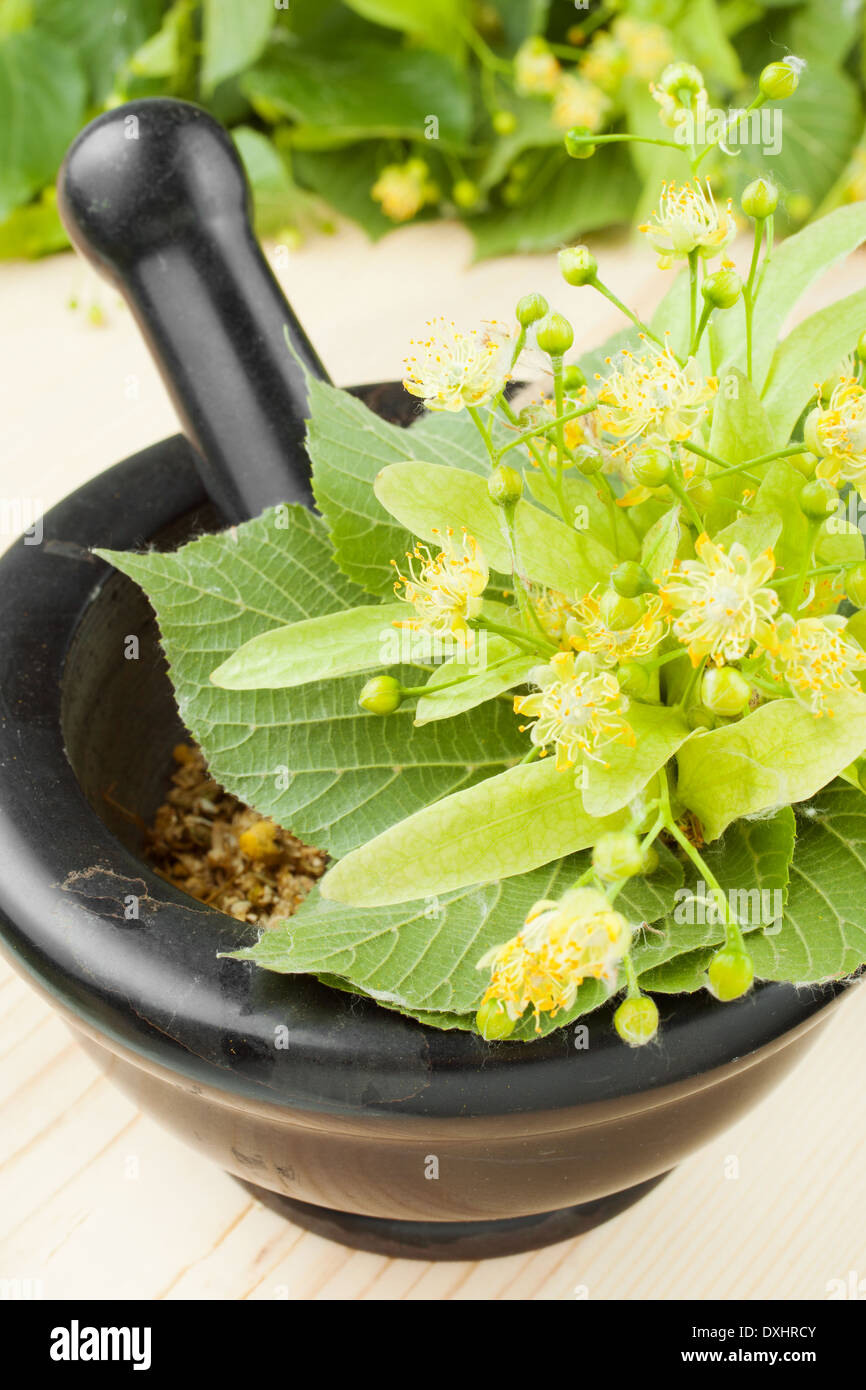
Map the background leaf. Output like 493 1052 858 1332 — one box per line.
469 144 640 260
0 30 85 221
242 42 471 148
202 0 275 94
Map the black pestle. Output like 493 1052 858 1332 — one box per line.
57 97 329 523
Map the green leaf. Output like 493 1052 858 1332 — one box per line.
641 504 681 582
32 0 164 103
231 126 300 238
752 459 809 581
98 506 525 857
470 143 639 260
0 31 85 221
712 510 782 554
415 637 533 725
320 757 631 907
676 696 866 841
226 842 683 1025
704 368 777 533
714 204 866 391
202 0 274 94
477 95 567 192
633 808 796 973
341 0 465 57
526 469 641 561
307 378 501 596
374 460 616 596
762 287 866 445
584 703 692 818
210 602 408 689
242 43 471 147
749 782 866 981
671 0 743 89
638 948 713 993
709 367 775 464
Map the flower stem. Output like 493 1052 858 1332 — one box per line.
470 615 556 657
743 216 766 382
591 278 673 356
468 405 498 465
495 402 597 461
688 249 699 348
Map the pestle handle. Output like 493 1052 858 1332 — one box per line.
57 98 329 522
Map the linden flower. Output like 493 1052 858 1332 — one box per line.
612 17 674 82
812 378 866 499
659 534 779 667
513 650 634 770
478 888 631 1029
531 589 578 648
403 318 513 413
763 615 866 716
371 158 437 223
514 37 560 96
392 528 488 646
552 73 611 133
640 181 735 269
595 342 717 454
570 591 669 667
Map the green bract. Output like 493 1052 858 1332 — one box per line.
103 59 866 1045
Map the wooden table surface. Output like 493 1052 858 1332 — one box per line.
1 218 866 1301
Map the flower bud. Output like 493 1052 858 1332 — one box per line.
707 946 754 1001
564 125 596 159
476 998 516 1040
358 674 403 715
701 666 751 716
452 178 480 209
492 109 517 135
612 560 654 598
562 364 586 392
846 562 866 608
593 831 645 881
599 590 643 631
559 244 597 286
759 58 803 101
617 662 651 698
657 61 705 99
701 267 742 309
487 463 523 508
631 447 672 488
741 177 779 220
799 478 838 520
516 292 549 327
577 449 604 476
614 995 659 1046
535 311 574 355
